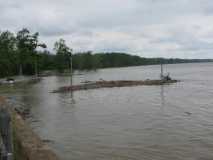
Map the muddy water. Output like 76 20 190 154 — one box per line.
1 63 213 160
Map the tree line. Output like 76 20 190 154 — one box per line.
0 28 212 78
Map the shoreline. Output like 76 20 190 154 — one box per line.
0 96 60 160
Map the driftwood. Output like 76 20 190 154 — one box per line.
53 79 179 93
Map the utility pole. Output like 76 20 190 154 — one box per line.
69 52 74 99
34 54 38 78
161 63 163 79
19 65 23 76
160 59 164 80
19 51 23 76
69 53 73 87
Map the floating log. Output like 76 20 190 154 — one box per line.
53 79 179 93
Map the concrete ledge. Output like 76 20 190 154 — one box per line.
11 110 60 160
0 96 60 160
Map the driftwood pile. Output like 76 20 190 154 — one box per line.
53 79 178 93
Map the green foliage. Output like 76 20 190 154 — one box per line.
37 50 56 71
72 51 100 70
0 31 17 77
54 39 72 73
16 28 46 75
0 28 47 77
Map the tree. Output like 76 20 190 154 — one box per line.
0 31 17 77
16 28 46 76
16 28 30 75
37 50 56 71
54 39 72 73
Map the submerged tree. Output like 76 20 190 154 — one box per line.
16 28 30 75
16 28 46 76
54 39 72 73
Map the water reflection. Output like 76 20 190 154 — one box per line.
160 85 165 108
70 91 75 105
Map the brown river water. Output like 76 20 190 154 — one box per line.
1 63 213 160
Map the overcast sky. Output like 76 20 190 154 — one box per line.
1 0 213 58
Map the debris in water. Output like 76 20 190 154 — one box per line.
53 79 179 93
184 112 192 116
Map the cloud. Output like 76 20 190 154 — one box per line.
1 0 213 58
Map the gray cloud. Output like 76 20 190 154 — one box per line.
1 0 213 58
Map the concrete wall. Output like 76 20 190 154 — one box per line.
0 96 60 160
12 111 60 160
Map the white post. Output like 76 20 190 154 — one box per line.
70 55 73 87
160 63 164 80
70 54 74 99
35 55 38 78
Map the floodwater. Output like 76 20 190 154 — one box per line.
1 63 213 160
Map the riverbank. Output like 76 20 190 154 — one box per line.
53 79 179 93
0 96 60 160
12 109 60 160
